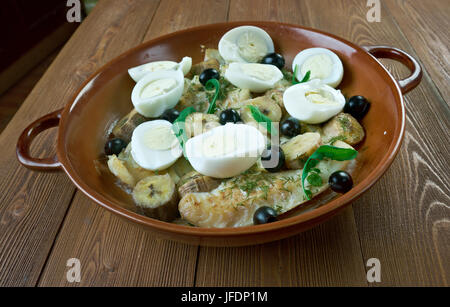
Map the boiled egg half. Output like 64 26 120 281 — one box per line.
292 48 344 88
128 57 192 82
225 63 283 93
218 26 275 63
283 80 346 124
131 120 182 171
131 69 184 118
186 123 266 178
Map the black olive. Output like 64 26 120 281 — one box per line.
280 117 302 137
160 108 180 123
329 171 353 194
105 138 127 156
253 206 278 225
219 109 241 125
344 96 371 120
199 68 220 86
261 145 285 173
261 53 285 70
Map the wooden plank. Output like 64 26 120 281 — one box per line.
37 0 230 286
195 0 368 287
0 0 160 287
143 0 230 41
38 193 198 286
385 0 450 102
296 0 449 286
196 208 368 286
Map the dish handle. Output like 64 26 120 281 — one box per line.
16 108 62 171
362 45 422 94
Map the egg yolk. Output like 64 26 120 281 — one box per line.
237 32 268 62
241 64 275 81
301 54 333 80
305 89 337 105
143 125 177 150
141 78 177 99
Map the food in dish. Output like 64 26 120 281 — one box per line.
103 25 371 228
292 48 344 88
130 120 182 171
186 123 266 178
128 57 192 82
218 26 275 63
283 79 346 124
225 63 283 93
131 70 185 117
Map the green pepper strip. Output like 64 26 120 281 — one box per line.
206 78 220 114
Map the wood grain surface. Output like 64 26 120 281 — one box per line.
0 0 448 287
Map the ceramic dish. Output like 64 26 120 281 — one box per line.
16 22 421 246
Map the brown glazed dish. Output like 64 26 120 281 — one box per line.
16 22 422 246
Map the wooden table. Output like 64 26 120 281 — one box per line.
0 0 448 287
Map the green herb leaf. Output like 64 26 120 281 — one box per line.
172 107 196 157
292 64 311 85
205 79 220 114
173 106 196 124
299 70 311 83
247 105 277 135
306 172 323 187
301 145 358 200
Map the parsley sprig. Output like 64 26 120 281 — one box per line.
302 145 358 200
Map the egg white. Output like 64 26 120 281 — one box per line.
224 63 283 93
131 120 182 171
131 69 184 118
218 26 275 63
128 57 192 82
283 80 346 124
292 48 344 88
186 123 266 178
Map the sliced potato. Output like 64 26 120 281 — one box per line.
186 58 220 78
238 96 282 123
112 109 149 142
301 123 323 135
322 113 365 145
177 77 211 112
265 89 284 110
178 171 221 199
204 48 225 65
281 132 322 169
107 155 136 187
219 88 252 110
274 78 292 91
184 113 220 138
132 174 179 222
118 144 154 183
